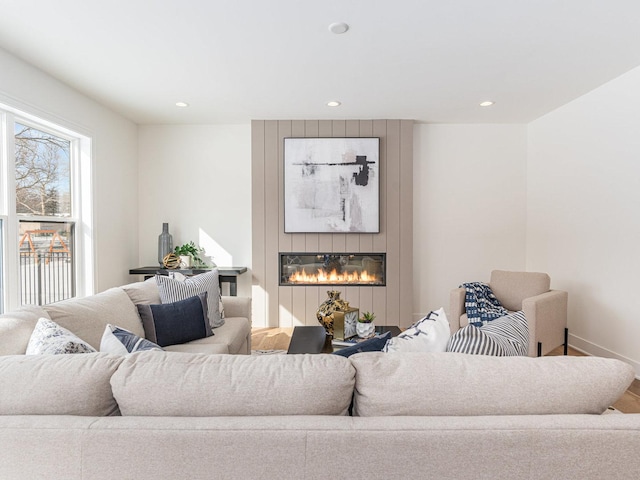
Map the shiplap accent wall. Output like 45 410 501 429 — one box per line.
251 119 413 328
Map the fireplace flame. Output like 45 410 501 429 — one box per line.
288 268 380 285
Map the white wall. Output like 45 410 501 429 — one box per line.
413 124 528 320
528 66 640 373
137 125 252 296
0 47 138 294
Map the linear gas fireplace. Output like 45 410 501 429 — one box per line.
280 253 386 286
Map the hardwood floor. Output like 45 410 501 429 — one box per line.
251 328 640 413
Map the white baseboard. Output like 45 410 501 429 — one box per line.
568 333 640 380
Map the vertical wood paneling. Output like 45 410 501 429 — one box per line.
251 121 267 326
305 286 319 326
279 286 293 328
399 120 414 326
372 120 387 252
264 121 280 327
251 119 413 329
385 120 401 326
278 121 292 252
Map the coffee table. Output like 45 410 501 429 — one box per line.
287 325 402 354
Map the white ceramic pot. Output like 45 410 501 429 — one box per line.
357 321 375 338
179 255 192 268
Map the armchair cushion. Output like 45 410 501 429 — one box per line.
490 270 550 311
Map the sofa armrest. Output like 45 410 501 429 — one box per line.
222 296 252 324
522 290 568 356
449 288 466 335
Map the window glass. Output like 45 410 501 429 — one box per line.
18 221 75 305
14 123 71 217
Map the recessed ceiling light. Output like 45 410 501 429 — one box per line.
329 22 349 34
327 101 341 107
479 101 495 107
175 102 189 107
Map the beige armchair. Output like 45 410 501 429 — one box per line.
450 270 568 357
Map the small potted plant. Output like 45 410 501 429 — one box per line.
174 241 206 268
357 311 376 338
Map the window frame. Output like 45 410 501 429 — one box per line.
0 104 93 313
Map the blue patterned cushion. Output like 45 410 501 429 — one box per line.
100 324 163 354
26 318 96 355
333 331 392 358
136 292 212 347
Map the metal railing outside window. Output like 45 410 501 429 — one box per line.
18 222 75 306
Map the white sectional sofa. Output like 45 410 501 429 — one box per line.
0 350 639 479
0 277 252 355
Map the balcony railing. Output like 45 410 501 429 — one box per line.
20 252 75 306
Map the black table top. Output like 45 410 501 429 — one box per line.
287 325 401 354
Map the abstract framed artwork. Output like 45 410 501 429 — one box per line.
284 137 380 233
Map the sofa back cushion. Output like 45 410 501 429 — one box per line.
0 306 51 355
0 353 123 416
350 352 634 416
43 287 144 349
111 351 355 416
490 270 550 311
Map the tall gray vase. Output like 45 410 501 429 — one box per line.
158 223 173 266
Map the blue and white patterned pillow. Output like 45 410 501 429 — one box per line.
26 318 96 355
100 324 163 354
156 270 225 328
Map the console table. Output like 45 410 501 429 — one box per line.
129 266 247 296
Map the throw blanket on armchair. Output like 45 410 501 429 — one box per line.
461 282 508 326
449 282 529 356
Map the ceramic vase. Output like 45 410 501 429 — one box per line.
316 290 348 336
157 223 173 266
357 321 375 338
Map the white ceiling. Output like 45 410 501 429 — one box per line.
1 0 640 125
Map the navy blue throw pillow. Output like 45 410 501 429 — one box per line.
136 292 212 347
332 331 392 358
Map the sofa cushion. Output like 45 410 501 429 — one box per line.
136 293 212 347
0 305 51 355
180 317 250 354
26 318 96 355
0 352 123 416
100 324 163 354
350 352 635 416
111 351 355 416
490 270 550 312
43 287 144 350
156 270 224 328
383 308 450 353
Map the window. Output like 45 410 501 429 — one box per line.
0 106 92 313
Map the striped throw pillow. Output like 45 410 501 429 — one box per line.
446 310 528 356
156 270 225 328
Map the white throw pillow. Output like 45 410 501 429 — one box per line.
100 324 163 354
26 318 96 355
383 307 450 353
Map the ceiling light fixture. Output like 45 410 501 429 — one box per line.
479 101 495 107
329 22 349 34
175 102 189 107
327 101 341 107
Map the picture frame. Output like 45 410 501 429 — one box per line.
284 137 380 233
